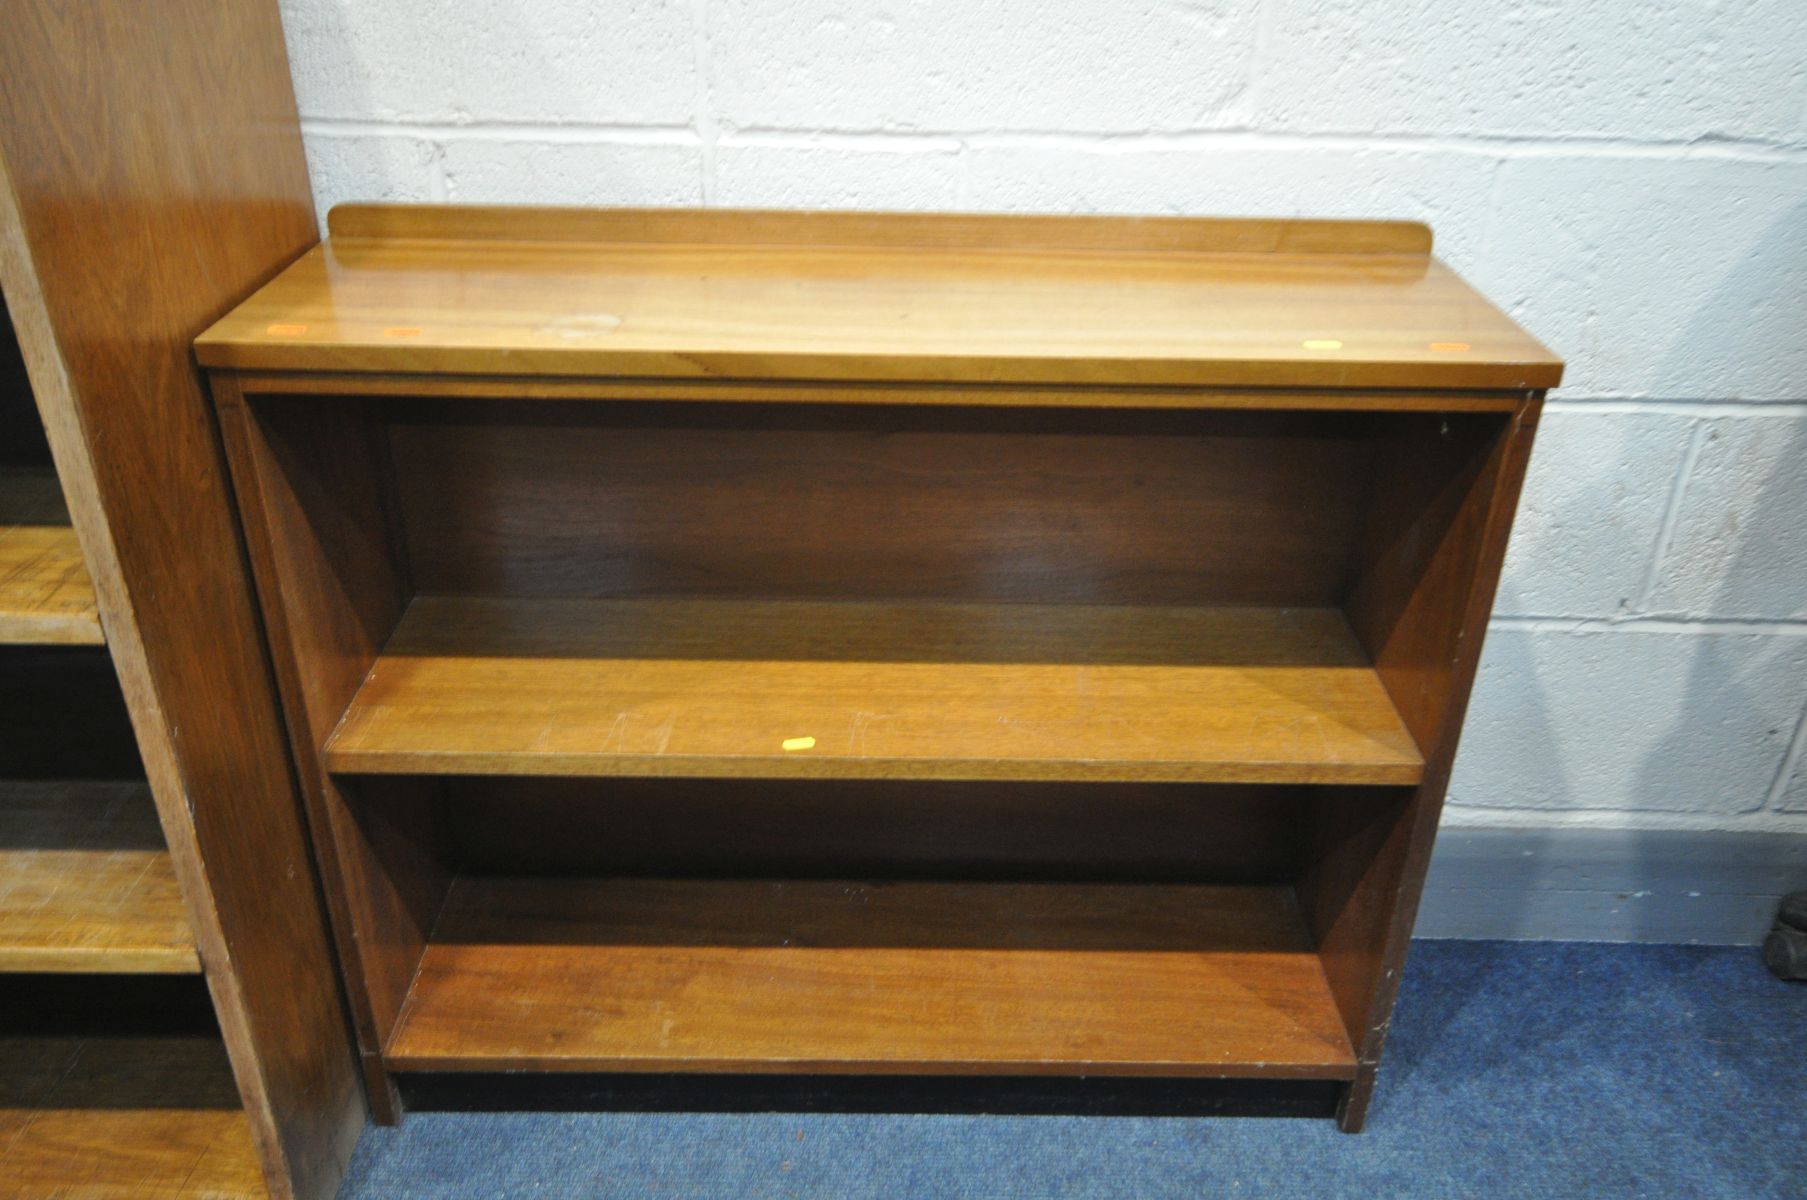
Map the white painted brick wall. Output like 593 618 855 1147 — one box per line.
275 0 1807 837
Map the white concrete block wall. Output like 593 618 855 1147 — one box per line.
277 0 1807 843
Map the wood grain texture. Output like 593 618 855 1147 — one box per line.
0 1031 262 1199
234 371 1524 414
0 4 363 1194
325 597 1424 785
195 207 1561 391
0 782 198 974
212 380 444 1124
384 403 1374 607
0 467 103 645
1321 398 1545 1132
387 876 1356 1079
326 204 1434 255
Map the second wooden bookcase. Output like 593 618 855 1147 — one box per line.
199 205 1560 1132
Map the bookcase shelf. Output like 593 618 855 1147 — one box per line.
1 977 262 1199
201 205 1557 1132
0 467 103 647
327 597 1423 785
386 877 1355 1079
0 783 199 974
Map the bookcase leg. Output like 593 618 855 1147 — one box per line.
361 1053 402 1126
1337 1069 1377 1133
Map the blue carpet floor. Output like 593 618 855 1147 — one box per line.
337 942 1806 1198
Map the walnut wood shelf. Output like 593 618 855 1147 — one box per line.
326 597 1423 786
0 468 103 647
1 979 262 1200
203 205 1560 1132
0 1033 264 1199
386 877 1355 1079
0 783 199 975
196 206 1561 393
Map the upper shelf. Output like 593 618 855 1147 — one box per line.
195 206 1562 393
324 596 1424 786
0 467 103 647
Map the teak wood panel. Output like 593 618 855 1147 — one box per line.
383 402 1374 606
1302 401 1544 1130
235 371 1524 415
0 4 363 1196
199 203 1557 1133
0 783 198 974
0 467 103 646
327 204 1435 256
194 207 1561 391
211 379 447 1124
0 1031 263 1199
387 877 1356 1078
325 597 1424 785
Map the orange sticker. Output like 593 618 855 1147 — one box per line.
1302 339 1343 351
1429 341 1471 352
265 323 308 336
384 326 423 338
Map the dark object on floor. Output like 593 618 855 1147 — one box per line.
1764 890 1807 980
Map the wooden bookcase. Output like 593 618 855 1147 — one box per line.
199 205 1561 1133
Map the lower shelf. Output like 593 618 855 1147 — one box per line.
387 877 1356 1080
0 979 263 1199
0 782 200 974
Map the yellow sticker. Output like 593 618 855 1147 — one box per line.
1429 341 1471 352
384 326 423 338
781 736 816 751
265 323 308 336
1302 339 1343 350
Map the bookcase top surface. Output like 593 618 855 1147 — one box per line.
196 205 1562 391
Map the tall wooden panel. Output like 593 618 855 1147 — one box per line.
0 5 364 1197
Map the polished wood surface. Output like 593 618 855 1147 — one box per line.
0 468 103 646
327 204 1435 255
0 4 363 1194
236 371 1523 414
211 379 442 1124
326 597 1424 785
202 204 1556 1130
383 403 1375 607
195 207 1561 391
0 782 198 974
0 1033 263 1199
1316 399 1544 1131
388 877 1355 1078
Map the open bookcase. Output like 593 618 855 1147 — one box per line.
0 300 264 1196
198 205 1560 1132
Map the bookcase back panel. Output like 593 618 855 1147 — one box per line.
424 777 1320 884
385 401 1377 607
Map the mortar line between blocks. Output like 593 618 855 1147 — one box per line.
690 0 718 204
293 118 1807 164
1488 615 1807 636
